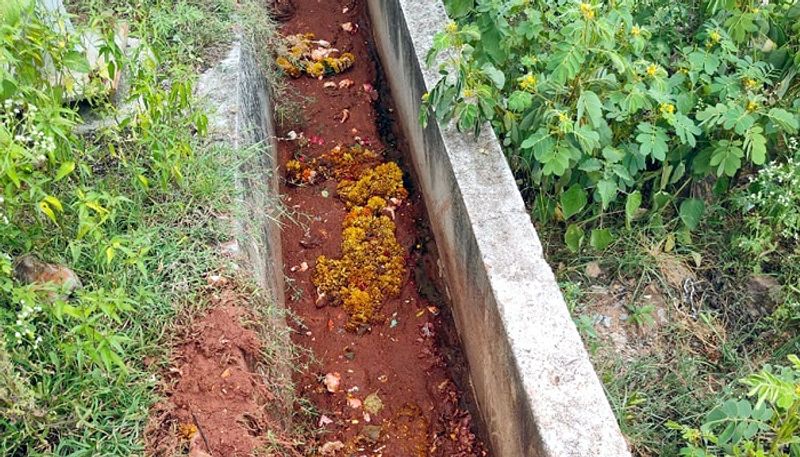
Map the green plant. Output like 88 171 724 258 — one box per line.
424 0 800 249
669 355 800 456
627 303 656 327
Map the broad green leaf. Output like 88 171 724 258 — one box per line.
55 161 75 181
669 113 701 147
481 63 505 89
625 191 642 228
636 123 669 161
547 44 586 85
64 51 91 74
572 125 600 152
577 90 603 127
457 103 479 133
536 140 576 176
565 223 585 253
590 228 614 251
507 91 533 112
679 198 705 230
444 0 474 18
561 184 587 220
596 179 617 210
766 108 798 133
743 126 767 165
710 141 744 177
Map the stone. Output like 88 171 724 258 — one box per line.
746 274 783 317
585 261 604 279
13 254 82 300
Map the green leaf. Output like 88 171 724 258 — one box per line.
54 161 75 181
743 126 767 165
536 139 576 176
547 44 586 85
481 63 505 89
590 229 614 251
679 198 705 230
636 123 669 161
572 125 600 152
625 191 642 228
507 91 533 112
457 103 479 133
561 184 587 220
668 114 701 147
710 140 744 177
596 179 617 210
577 90 603 127
565 224 585 253
766 108 798 133
64 51 91 74
444 0 474 18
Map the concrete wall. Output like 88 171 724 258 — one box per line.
367 1 631 456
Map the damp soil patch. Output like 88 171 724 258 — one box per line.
276 1 490 455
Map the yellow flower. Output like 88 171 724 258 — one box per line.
747 100 759 112
519 73 537 92
558 112 570 123
463 88 475 98
580 3 595 20
445 21 458 34
709 31 721 43
631 25 641 37
743 78 758 90
421 92 430 102
646 64 659 77
659 103 675 116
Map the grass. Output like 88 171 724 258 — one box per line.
545 198 800 456
0 0 307 455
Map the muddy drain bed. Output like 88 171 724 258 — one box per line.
277 1 489 455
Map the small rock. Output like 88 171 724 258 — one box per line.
585 261 604 279
746 275 783 317
13 254 82 301
320 440 345 455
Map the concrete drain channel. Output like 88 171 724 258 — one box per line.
205 0 632 455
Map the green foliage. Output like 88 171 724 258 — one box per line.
669 355 800 456
425 0 800 247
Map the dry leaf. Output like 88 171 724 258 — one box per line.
347 397 362 409
339 78 354 89
339 109 350 123
341 22 357 33
221 368 231 378
323 81 337 89
320 441 345 455
363 393 383 415
318 414 334 427
323 372 341 393
178 423 198 440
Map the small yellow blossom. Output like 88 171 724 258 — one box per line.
519 73 537 92
743 78 758 90
445 21 458 34
580 3 595 20
558 112 570 123
421 92 430 102
462 88 475 98
747 100 759 112
659 103 676 116
646 64 659 77
709 31 721 43
631 25 641 37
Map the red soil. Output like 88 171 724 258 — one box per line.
278 1 488 455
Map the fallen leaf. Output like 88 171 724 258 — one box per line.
361 425 381 444
221 368 231 378
347 397 362 409
362 83 378 101
364 393 383 415
323 372 341 393
318 414 333 427
339 78 354 89
339 109 350 124
585 261 603 279
323 81 337 89
320 440 345 455
178 423 197 440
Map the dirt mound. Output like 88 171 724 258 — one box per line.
146 279 300 457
